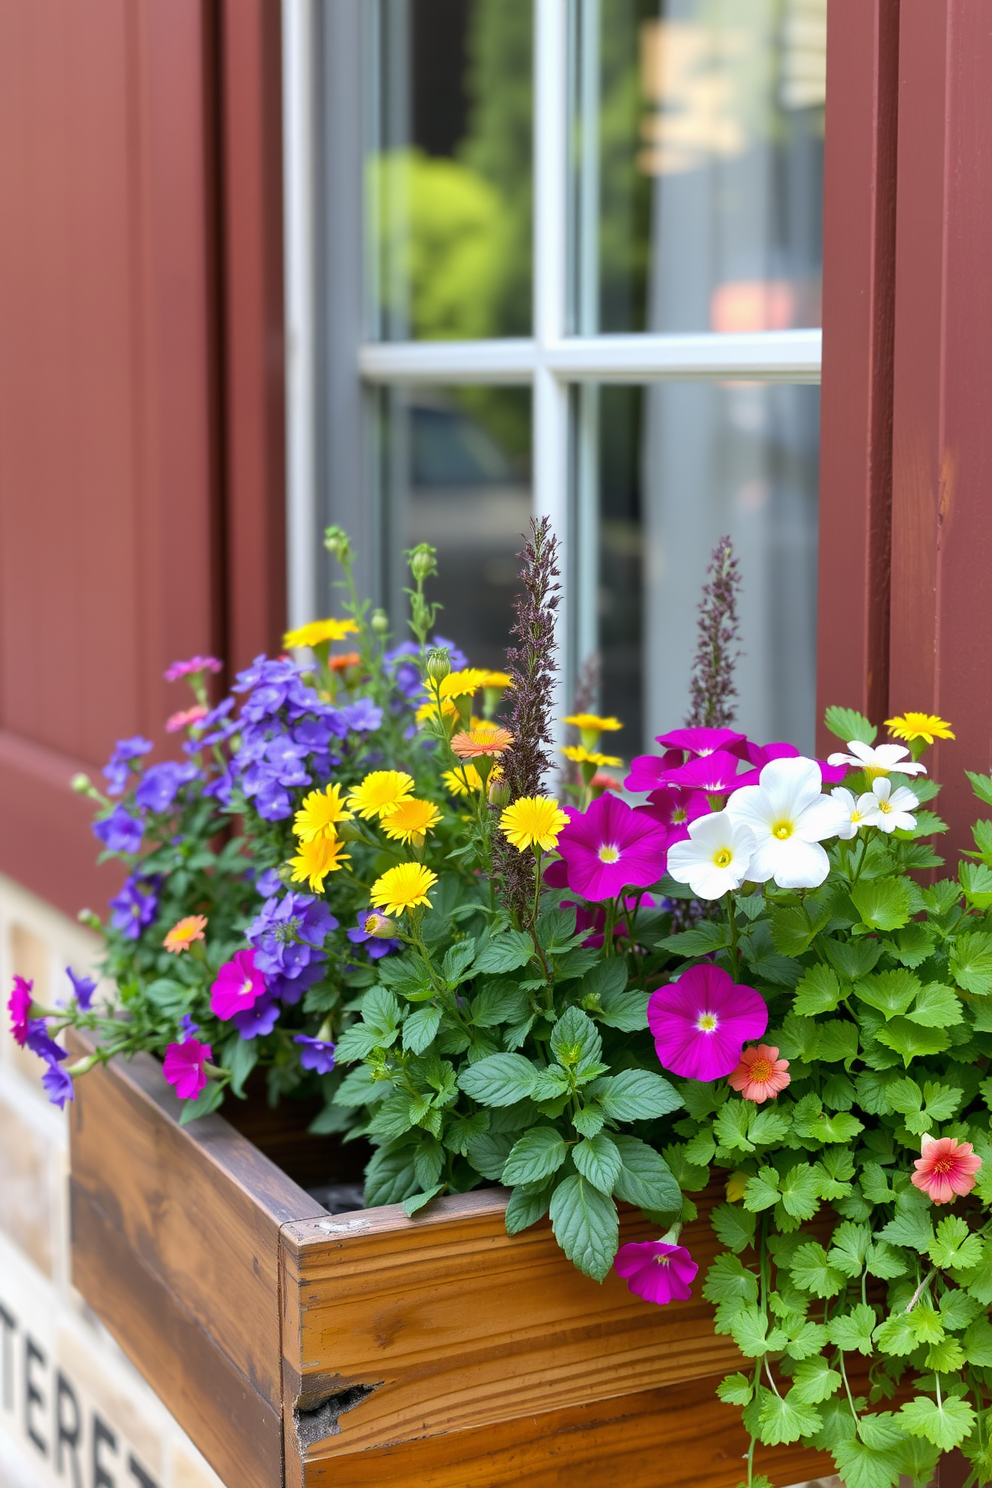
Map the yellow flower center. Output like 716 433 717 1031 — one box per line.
697 1012 718 1033
598 844 620 863
749 1058 774 1083
672 808 687 822
850 810 863 823
772 821 793 840
864 765 888 781
240 978 253 998
878 798 893 813
712 848 733 868
653 1254 671 1267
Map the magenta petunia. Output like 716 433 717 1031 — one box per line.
163 1037 213 1100
210 949 267 1021
647 964 768 1081
556 794 669 901
654 727 749 760
733 741 847 792
624 749 683 793
635 786 711 848
614 1240 698 1304
8 975 33 1046
663 750 745 795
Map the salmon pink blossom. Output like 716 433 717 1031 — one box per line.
728 1044 791 1102
555 794 669 901
614 1240 698 1304
163 1037 213 1100
648 965 768 1081
166 705 209 733
911 1135 982 1205
210 949 267 1021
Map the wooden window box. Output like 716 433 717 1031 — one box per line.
67 1045 834 1488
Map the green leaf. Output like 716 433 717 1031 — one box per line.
473 930 535 975
364 1142 419 1205
826 1302 877 1354
829 1221 870 1277
548 1174 619 1281
757 1388 822 1445
779 1165 822 1222
777 1014 820 1063
749 1108 790 1147
743 1168 781 1213
223 1034 259 1099
789 1242 846 1297
815 1020 860 1063
730 1306 785 1359
402 1004 442 1054
177 1081 225 1125
656 921 729 956
702 1252 759 1307
874 1017 951 1066
907 982 963 1028
504 1180 554 1234
501 1127 568 1186
959 1240 992 1305
899 1396 975 1453
611 1135 681 1212
824 937 883 980
470 980 530 1027
887 922 937 968
770 901 830 957
959 861 992 909
458 1053 539 1106
597 1069 682 1122
572 1133 623 1194
596 987 650 1032
441 941 477 984
402 1185 444 1217
851 877 912 932
962 1316 992 1367
939 1289 983 1332
967 769 992 808
716 1372 753 1407
929 1215 984 1271
550 1006 602 1071
950 932 992 995
790 1356 842 1405
793 964 843 1016
362 986 402 1039
866 1241 909 1279
879 1198 934 1252
465 1130 515 1180
854 969 920 1020
874 1312 921 1357
711 1203 757 1254
715 1099 757 1153
824 706 877 745
834 1431 906 1488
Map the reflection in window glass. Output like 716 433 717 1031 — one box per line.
569 0 826 334
367 0 534 341
379 387 532 668
574 383 819 757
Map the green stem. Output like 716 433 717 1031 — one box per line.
727 894 741 980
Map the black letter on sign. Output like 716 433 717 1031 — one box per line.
92 1413 118 1488
24 1335 47 1455
128 1455 159 1488
56 1371 83 1488
0 1304 15 1412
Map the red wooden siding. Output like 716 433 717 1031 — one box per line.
0 0 284 919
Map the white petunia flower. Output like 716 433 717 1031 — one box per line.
725 756 849 889
831 786 869 839
826 739 927 778
666 811 756 900
857 776 918 833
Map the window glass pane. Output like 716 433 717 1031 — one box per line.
367 0 534 341
379 386 532 668
573 382 819 757
569 0 825 334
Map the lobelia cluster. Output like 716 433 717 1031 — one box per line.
13 522 992 1488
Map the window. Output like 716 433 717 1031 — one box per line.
288 0 826 756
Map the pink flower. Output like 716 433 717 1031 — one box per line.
614 1240 698 1304
728 1044 791 1102
624 749 683 793
8 976 33 1046
663 750 744 795
635 786 710 846
543 866 655 946
654 727 749 760
164 656 222 682
911 1135 982 1205
732 741 847 792
210 949 267 1021
648 965 768 1081
555 794 669 902
163 1037 213 1100
166 704 209 733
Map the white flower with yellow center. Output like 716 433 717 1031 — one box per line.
831 786 868 840
826 738 927 779
666 811 755 900
857 776 919 833
725 756 848 889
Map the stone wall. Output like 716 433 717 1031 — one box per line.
0 873 225 1488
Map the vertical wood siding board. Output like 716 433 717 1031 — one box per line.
816 0 899 749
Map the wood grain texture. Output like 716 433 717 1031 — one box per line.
282 1185 747 1470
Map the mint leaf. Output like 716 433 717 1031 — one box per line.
611 1135 681 1211
550 1006 603 1070
470 980 530 1027
402 1004 442 1054
598 1068 682 1122
501 1127 568 1186
572 1133 622 1194
364 1142 419 1205
548 1174 618 1281
596 987 650 1031
402 1185 444 1216
504 1179 554 1234
473 931 535 974
458 1053 539 1105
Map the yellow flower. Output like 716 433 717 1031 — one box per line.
885 712 955 744
500 796 570 852
478 671 512 690
346 770 415 819
415 697 459 727
293 783 353 841
283 617 359 649
443 764 484 796
560 744 623 768
288 834 350 892
562 714 622 733
163 915 207 954
725 1171 749 1204
380 798 442 843
438 668 492 700
370 862 438 916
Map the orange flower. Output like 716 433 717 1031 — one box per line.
727 1045 790 1102
450 726 514 760
163 915 208 954
329 651 361 672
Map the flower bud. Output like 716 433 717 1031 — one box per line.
407 543 437 582
371 608 390 635
336 820 364 842
488 776 511 809
323 525 352 564
364 912 398 939
70 773 92 794
425 647 451 683
77 909 102 931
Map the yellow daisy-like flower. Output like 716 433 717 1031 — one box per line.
885 712 955 744
293 783 353 841
283 617 360 649
478 671 512 690
415 697 460 727
562 713 623 733
451 726 514 759
443 764 484 796
163 915 208 954
288 833 350 892
500 796 570 852
380 797 442 844
346 770 415 820
438 668 492 700
370 862 438 917
560 744 623 768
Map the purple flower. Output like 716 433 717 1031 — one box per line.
163 1037 212 1099
340 698 383 733
26 1022 66 1063
653 728 749 760
662 750 744 795
66 967 97 1010
294 1035 336 1073
41 1061 74 1109
347 911 403 960
555 794 669 902
647 965 768 1081
210 949 267 1021
246 893 335 979
164 656 222 682
102 736 153 794
192 696 238 746
269 960 324 1005
134 761 200 812
93 805 144 855
109 876 159 939
179 1013 200 1038
232 994 280 1039
8 975 33 1045
614 1241 698 1304
255 867 283 898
